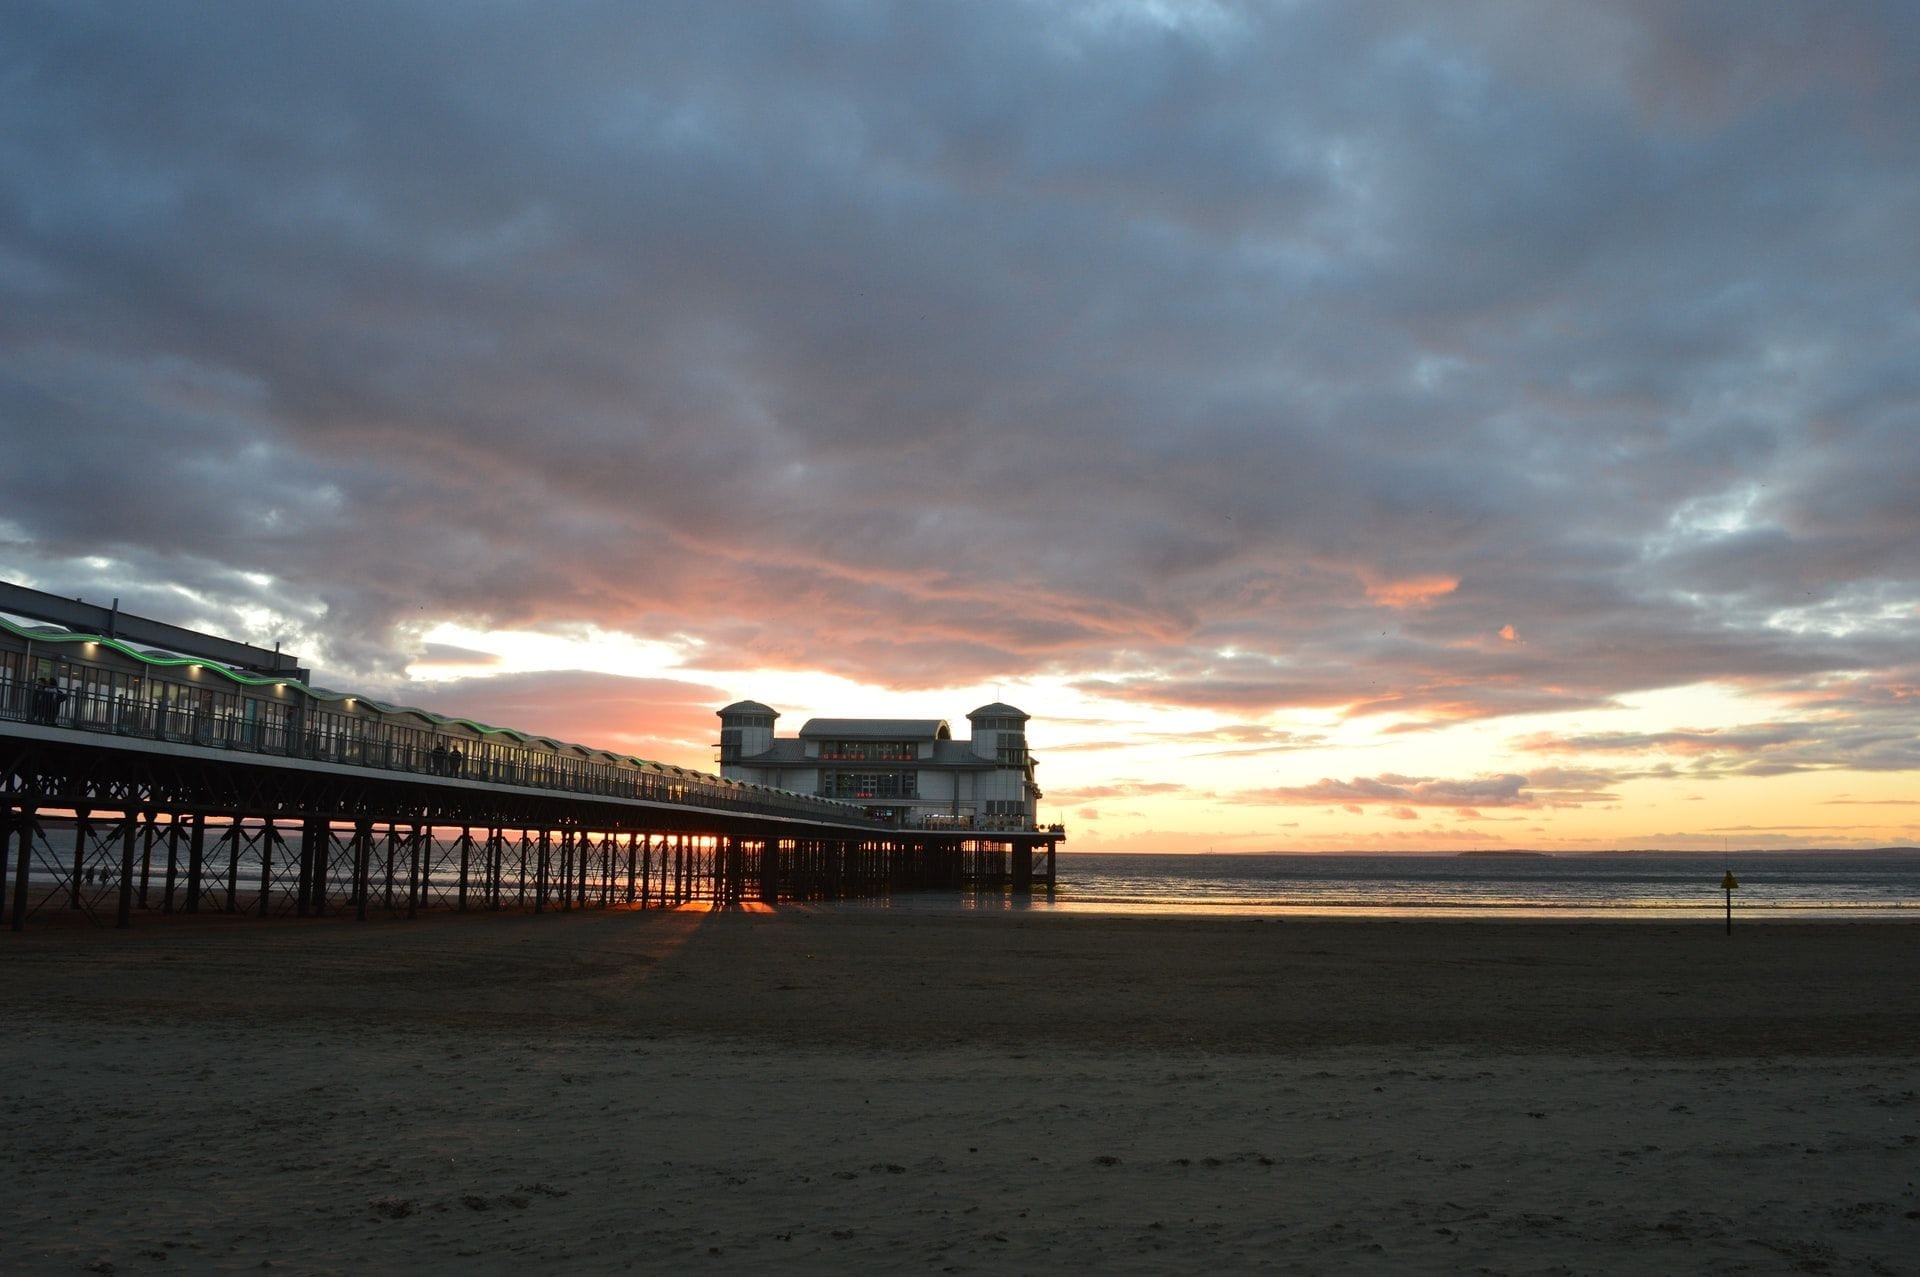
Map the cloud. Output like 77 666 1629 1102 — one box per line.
1237 772 1536 809
0 0 1915 780
1046 781 1186 802
414 643 504 672
1231 767 1624 810
1513 669 1920 775
373 669 731 769
1047 723 1324 759
1362 574 1459 610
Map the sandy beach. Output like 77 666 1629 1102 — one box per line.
3 907 1916 1273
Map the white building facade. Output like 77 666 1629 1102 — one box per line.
716 701 1041 830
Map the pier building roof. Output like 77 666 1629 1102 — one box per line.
799 718 952 741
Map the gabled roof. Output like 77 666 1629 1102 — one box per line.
799 718 951 741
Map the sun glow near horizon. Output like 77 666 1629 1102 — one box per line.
383 623 1919 854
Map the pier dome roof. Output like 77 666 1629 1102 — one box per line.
717 700 779 718
966 702 1029 722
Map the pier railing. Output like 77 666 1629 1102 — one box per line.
0 681 876 828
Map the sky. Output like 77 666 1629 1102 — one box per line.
2 2 1917 853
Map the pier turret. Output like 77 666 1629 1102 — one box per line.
968 703 1035 828
966 702 1029 761
716 700 779 762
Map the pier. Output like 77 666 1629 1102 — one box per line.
0 584 1061 931
1 720 1060 930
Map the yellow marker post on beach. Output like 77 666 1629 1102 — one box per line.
1721 870 1739 934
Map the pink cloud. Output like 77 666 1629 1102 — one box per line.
388 670 731 770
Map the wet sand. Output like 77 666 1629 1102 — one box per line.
2 907 1916 1272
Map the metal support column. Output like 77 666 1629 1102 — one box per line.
161 820 181 914
535 828 550 913
224 819 242 913
382 825 397 911
184 813 206 914
759 838 779 905
353 819 373 922
295 819 316 917
406 822 422 919
457 826 472 912
117 811 138 928
9 808 33 932
139 812 156 909
576 829 588 908
70 807 90 910
259 821 280 917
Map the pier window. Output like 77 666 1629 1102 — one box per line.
821 770 918 800
817 740 918 762
110 671 146 732
0 649 19 715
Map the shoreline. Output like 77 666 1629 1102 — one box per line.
818 893 1920 921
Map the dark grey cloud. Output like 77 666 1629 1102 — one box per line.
1 1 1916 760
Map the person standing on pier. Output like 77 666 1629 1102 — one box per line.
33 678 68 725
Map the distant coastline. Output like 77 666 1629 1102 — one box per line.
1056 847 1920 858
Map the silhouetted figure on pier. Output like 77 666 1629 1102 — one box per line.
32 678 67 725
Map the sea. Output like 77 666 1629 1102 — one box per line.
932 850 1920 920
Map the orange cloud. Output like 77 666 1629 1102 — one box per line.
1362 573 1459 610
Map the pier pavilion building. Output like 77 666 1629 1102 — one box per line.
716 702 1043 830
